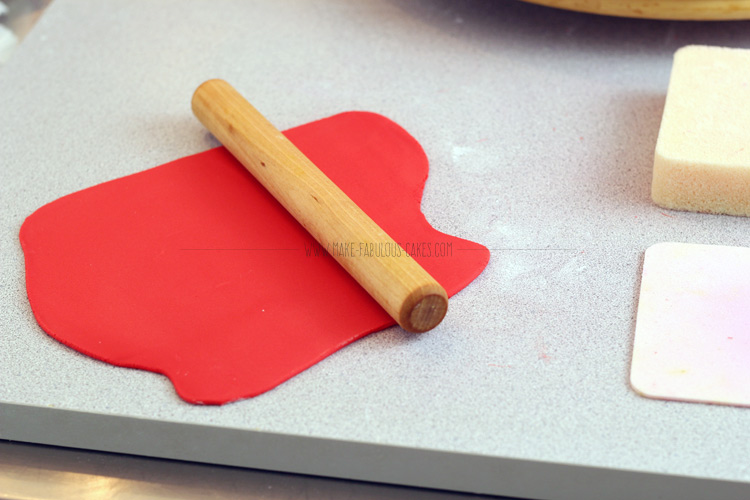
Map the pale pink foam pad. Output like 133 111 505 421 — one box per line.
631 242 750 407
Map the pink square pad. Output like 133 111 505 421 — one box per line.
631 242 750 407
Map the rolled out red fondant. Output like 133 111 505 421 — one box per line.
20 112 489 405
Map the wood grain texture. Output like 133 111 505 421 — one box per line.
191 79 448 332
520 0 750 20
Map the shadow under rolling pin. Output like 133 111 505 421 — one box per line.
191 79 448 333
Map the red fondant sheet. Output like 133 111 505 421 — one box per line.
20 112 489 405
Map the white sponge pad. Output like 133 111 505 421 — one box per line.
652 45 750 216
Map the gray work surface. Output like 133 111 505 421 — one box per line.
2 1 750 499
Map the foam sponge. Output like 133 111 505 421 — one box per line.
652 45 750 216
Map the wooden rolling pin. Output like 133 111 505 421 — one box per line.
191 79 448 332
